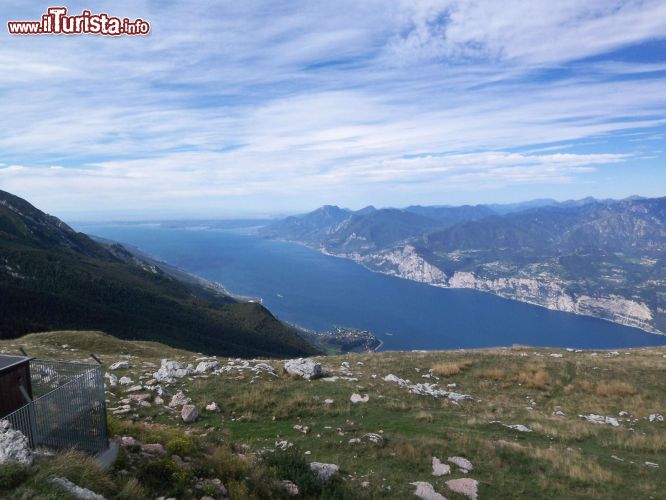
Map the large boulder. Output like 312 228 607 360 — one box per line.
284 358 324 380
0 420 32 466
309 462 339 481
181 405 199 423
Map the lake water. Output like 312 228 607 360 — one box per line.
75 223 666 351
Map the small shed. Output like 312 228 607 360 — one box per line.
0 354 34 418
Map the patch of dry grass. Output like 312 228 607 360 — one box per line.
496 441 615 483
516 363 551 389
594 381 637 397
477 368 505 380
431 361 470 377
415 411 434 422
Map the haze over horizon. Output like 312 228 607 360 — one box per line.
1 1 665 219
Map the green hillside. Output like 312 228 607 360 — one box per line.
1 331 664 499
0 190 318 358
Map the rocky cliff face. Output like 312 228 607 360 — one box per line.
331 246 661 334
263 197 665 335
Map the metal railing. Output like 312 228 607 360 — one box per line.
4 359 108 453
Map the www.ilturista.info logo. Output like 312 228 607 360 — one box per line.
7 7 150 36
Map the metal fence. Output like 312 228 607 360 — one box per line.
4 359 108 453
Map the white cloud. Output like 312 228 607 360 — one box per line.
0 0 664 216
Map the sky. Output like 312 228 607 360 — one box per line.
1 1 665 220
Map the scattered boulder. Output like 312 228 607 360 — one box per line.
195 361 219 373
284 358 324 380
0 420 32 466
507 424 532 433
448 456 474 472
141 443 166 455
324 399 334 405
280 480 299 496
181 405 199 423
129 393 151 402
48 477 106 500
169 391 192 408
411 481 447 500
350 393 369 404
104 373 118 387
254 363 277 375
205 402 220 412
154 359 194 383
118 377 133 385
384 374 409 385
108 361 129 370
363 432 383 445
432 456 451 476
119 436 138 447
648 413 663 423
446 478 478 500
309 462 339 480
579 414 620 427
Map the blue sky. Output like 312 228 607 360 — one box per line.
1 1 665 219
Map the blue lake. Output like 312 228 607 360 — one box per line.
75 223 666 351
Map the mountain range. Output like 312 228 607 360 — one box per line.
260 196 666 334
0 189 318 357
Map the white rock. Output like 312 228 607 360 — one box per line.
254 363 276 374
104 373 118 387
109 361 129 370
280 480 299 496
181 405 199 423
507 424 532 433
169 391 192 408
549 353 563 358
411 481 447 500
153 359 194 383
579 414 620 427
195 361 219 373
284 358 324 379
432 457 451 476
446 478 478 500
49 477 105 499
448 456 474 471
275 440 292 450
309 462 339 480
205 402 220 412
645 461 660 468
118 377 133 385
648 413 663 423
364 432 383 444
0 420 32 466
384 374 409 385
324 399 335 405
350 393 369 404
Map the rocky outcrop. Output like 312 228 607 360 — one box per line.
355 245 448 285
0 420 32 466
153 359 194 383
342 246 662 334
